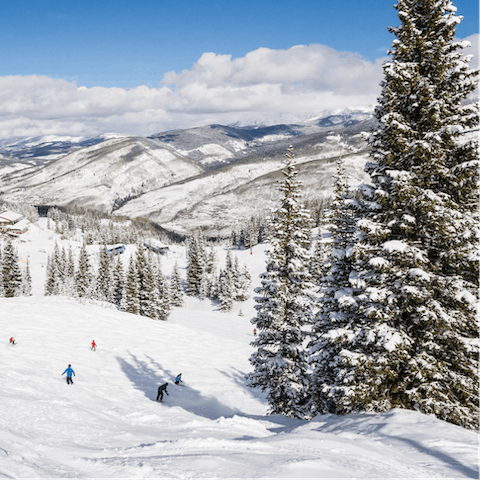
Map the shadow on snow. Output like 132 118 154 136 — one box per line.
117 353 239 420
309 411 479 479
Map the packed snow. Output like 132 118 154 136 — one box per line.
0 220 478 478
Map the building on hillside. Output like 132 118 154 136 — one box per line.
144 240 169 255
0 211 23 226
107 244 126 255
4 219 29 236
0 211 29 235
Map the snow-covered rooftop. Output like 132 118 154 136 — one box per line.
0 210 23 223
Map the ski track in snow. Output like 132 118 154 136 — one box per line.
0 220 478 479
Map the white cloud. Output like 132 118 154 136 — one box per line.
162 45 385 95
461 34 479 69
0 37 477 139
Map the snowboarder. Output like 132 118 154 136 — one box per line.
91 340 96 351
175 373 182 385
156 382 169 401
9 337 15 345
62 364 75 385
253 329 257 336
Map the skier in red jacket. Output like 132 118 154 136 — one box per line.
91 340 96 351
9 337 15 345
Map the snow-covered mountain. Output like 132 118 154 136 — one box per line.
1 219 477 479
1 136 203 213
0 111 376 235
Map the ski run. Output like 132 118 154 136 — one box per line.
0 219 477 479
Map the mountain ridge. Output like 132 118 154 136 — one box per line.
0 111 376 235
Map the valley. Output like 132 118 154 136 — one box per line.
0 111 375 236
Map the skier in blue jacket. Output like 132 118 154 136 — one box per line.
62 364 75 385
175 373 182 385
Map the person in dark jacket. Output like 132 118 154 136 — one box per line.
62 364 75 384
156 382 169 401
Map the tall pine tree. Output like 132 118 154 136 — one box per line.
186 232 208 297
96 245 112 302
307 156 362 417
155 260 171 320
2 238 22 297
76 244 93 298
170 261 184 307
121 255 140 315
328 0 478 430
247 146 313 418
21 258 32 296
111 255 124 308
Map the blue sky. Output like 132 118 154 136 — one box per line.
0 0 477 138
1 0 477 88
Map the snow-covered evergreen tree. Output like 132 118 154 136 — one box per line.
111 255 124 308
307 156 361 417
96 245 112 302
170 261 184 307
186 232 208 297
233 257 251 301
142 257 160 319
21 258 32 296
247 145 314 418
325 0 479 430
58 246 68 289
135 245 152 317
66 246 75 279
2 238 22 297
75 244 93 298
44 254 55 296
121 255 140 315
62 245 76 297
216 249 235 311
309 237 328 285
44 243 62 296
198 270 210 301
217 267 234 311
155 260 171 320
206 245 217 274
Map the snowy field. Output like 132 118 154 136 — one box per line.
0 220 478 479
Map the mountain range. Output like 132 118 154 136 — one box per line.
0 110 376 236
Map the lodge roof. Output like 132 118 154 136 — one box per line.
5 219 29 230
0 211 23 223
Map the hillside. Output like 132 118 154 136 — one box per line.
0 113 374 235
0 220 478 479
114 152 370 235
0 137 202 213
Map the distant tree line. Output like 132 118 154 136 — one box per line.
185 231 251 311
44 242 177 320
43 232 252 320
46 206 183 246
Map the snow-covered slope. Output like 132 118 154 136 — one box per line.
1 112 373 234
0 134 120 161
0 220 478 478
115 152 371 235
2 137 202 212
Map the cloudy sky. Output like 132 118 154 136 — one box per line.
0 0 478 139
